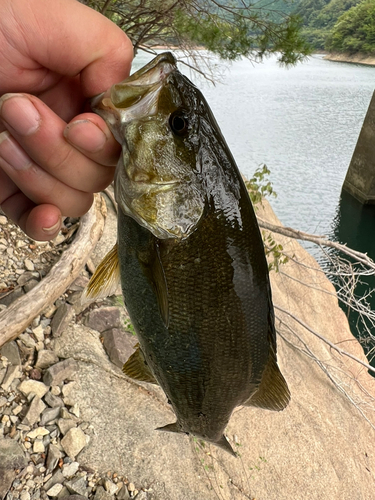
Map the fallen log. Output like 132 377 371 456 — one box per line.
0 194 107 348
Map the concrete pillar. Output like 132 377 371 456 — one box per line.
342 90 375 204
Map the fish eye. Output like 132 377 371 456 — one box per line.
169 111 188 137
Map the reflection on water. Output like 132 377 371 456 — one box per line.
326 190 375 364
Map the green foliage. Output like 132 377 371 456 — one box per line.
326 0 375 54
263 232 290 272
124 319 136 336
83 0 311 66
294 0 362 49
245 164 277 206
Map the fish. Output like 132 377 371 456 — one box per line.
84 52 290 456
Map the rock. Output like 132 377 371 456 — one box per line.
84 307 121 333
22 396 46 426
27 427 49 439
0 215 7 224
24 259 35 272
103 479 118 495
116 486 130 500
43 359 79 386
29 368 42 380
62 382 76 407
20 491 31 500
46 483 64 497
32 325 45 342
35 350 59 370
17 271 35 286
46 443 63 472
101 329 136 369
18 332 36 348
65 476 88 497
134 493 147 500
93 487 113 500
43 470 64 491
51 303 75 338
0 340 21 366
18 379 49 399
69 276 89 291
33 438 45 454
23 279 40 293
0 439 27 498
44 391 64 408
61 427 87 459
40 406 61 426
62 496 87 500
57 418 77 436
62 461 79 478
1 364 21 391
0 287 24 306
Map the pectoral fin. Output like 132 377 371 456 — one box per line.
122 347 158 384
244 351 290 411
81 244 120 303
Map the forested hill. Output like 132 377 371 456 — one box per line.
292 0 375 53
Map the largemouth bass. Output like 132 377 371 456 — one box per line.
85 52 290 456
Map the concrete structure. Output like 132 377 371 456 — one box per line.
343 89 375 204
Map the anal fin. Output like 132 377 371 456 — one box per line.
123 347 158 385
244 352 290 411
82 244 120 303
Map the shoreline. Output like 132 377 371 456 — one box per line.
324 52 375 66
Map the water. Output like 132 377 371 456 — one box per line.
131 52 375 357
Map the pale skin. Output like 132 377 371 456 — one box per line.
0 0 134 240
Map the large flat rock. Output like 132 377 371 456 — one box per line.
53 199 375 500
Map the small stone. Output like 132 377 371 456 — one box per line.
62 382 76 407
33 439 45 454
50 386 61 396
40 406 61 426
102 329 136 369
104 479 118 495
94 486 113 500
24 259 35 272
23 279 39 293
32 325 44 342
35 350 59 370
22 396 46 426
134 493 147 500
43 359 79 386
65 476 88 497
0 215 8 224
27 427 50 439
17 271 35 286
46 483 63 497
29 368 42 380
1 364 21 391
62 461 79 478
57 418 76 436
18 333 36 348
18 380 49 399
43 470 64 491
0 438 27 469
44 392 64 408
42 304 57 319
0 340 21 366
116 485 130 500
85 307 121 333
46 443 62 472
61 427 87 459
20 491 31 500
127 483 135 493
12 404 22 416
50 303 75 338
69 404 80 418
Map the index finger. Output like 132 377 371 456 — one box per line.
2 0 133 96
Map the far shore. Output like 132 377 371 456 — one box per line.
324 52 375 67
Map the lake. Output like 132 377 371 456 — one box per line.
132 51 375 359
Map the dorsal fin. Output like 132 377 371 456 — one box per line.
81 244 120 303
244 350 290 411
122 347 158 384
156 422 181 433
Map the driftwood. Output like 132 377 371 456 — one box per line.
0 194 107 348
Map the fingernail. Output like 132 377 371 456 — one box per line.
42 219 61 234
0 131 33 170
64 120 107 153
0 94 41 136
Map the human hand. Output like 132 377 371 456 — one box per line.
0 0 133 240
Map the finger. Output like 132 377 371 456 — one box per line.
3 0 133 96
0 131 94 216
1 192 62 241
64 113 121 167
0 93 116 192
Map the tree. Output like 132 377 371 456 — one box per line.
80 0 311 67
326 0 375 54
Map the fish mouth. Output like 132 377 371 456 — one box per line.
91 52 177 121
